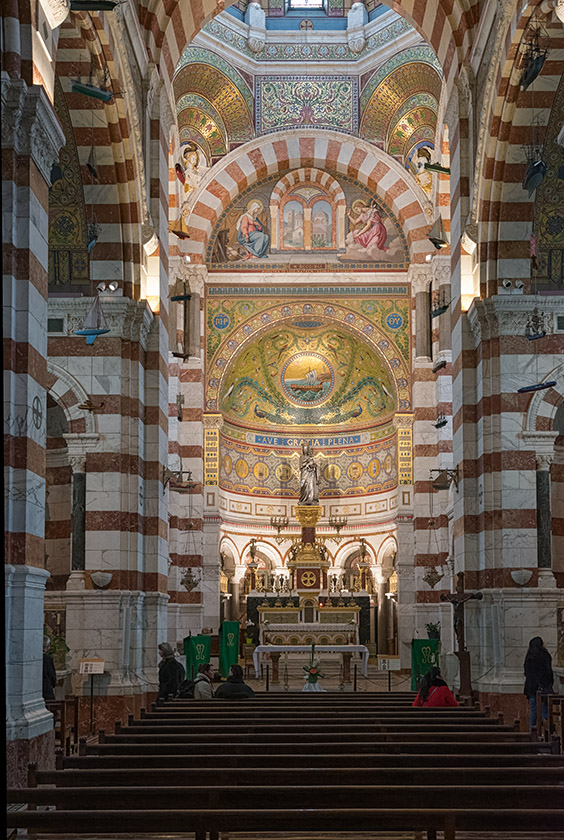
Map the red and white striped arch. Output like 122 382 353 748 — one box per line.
184 131 431 264
478 1 564 294
270 168 346 208
137 0 479 93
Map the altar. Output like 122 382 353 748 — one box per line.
253 644 370 679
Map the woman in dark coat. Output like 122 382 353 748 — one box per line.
157 642 185 700
42 636 57 702
524 636 554 730
412 667 459 707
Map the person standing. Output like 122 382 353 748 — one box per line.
157 642 185 700
42 635 57 702
412 667 459 707
524 636 554 731
193 663 215 699
215 664 255 699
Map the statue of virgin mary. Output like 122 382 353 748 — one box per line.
299 442 319 506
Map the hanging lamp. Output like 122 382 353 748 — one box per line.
428 216 449 249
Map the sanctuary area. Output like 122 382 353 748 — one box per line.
3 0 564 819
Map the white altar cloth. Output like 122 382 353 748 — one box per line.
252 644 370 679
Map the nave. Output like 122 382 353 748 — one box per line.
7 692 564 840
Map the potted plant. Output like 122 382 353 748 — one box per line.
425 621 441 640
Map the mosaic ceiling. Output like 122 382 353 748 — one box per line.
218 323 397 431
359 60 442 149
173 24 443 168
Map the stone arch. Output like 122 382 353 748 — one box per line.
52 12 143 298
270 169 346 207
474 2 564 294
186 131 431 264
46 362 96 436
138 0 468 93
524 364 564 433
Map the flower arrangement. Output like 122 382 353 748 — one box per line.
303 644 325 684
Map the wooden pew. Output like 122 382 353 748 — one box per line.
7 805 564 838
61 751 564 770
28 763 564 787
84 738 549 756
8 782 564 812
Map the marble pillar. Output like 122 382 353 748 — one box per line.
69 455 86 572
6 565 53 741
536 453 554 570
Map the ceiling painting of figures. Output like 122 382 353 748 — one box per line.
207 172 409 271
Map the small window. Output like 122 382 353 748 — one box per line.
288 0 324 9
555 314 564 333
47 318 64 333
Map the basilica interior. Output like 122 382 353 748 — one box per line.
3 0 564 791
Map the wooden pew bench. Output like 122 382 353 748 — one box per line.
8 782 564 813
83 737 550 755
27 763 564 788
61 751 564 770
6 804 564 839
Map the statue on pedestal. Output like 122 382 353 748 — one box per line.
299 442 319 505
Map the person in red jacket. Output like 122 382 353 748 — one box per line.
412 667 459 707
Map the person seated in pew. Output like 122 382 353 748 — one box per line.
412 667 459 707
215 664 255 700
194 663 215 699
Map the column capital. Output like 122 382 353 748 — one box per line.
408 264 433 294
68 455 86 474
1 78 65 183
536 452 555 471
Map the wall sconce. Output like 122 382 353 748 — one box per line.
329 514 348 543
270 515 289 544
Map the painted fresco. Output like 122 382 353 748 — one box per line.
218 324 397 431
208 173 409 270
219 432 397 498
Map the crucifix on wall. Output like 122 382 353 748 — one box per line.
440 572 483 697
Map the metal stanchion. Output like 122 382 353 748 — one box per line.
353 663 357 692
266 664 270 692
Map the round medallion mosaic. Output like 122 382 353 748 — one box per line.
280 352 335 406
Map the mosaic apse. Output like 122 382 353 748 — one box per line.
218 324 397 431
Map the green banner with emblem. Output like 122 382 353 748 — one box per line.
411 639 440 691
219 621 239 678
184 635 211 679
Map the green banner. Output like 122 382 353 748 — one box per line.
219 621 239 677
411 639 440 691
184 635 211 679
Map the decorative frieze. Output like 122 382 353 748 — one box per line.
467 295 564 347
1 77 65 182
48 298 154 349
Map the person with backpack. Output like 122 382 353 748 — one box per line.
193 663 215 699
157 642 185 700
524 636 554 731
412 667 459 707
215 664 255 699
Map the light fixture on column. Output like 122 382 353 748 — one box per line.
518 380 557 394
430 467 459 491
423 566 444 589
432 359 447 373
424 161 451 175
71 0 118 9
433 414 448 429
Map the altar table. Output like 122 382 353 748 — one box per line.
252 644 370 680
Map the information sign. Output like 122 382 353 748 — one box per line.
79 658 105 675
377 655 401 671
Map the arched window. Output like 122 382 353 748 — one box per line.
279 185 336 251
